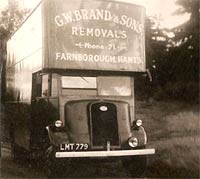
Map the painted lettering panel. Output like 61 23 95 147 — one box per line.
46 0 146 72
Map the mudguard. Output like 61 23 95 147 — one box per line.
46 125 69 147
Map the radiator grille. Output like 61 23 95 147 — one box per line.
89 102 119 147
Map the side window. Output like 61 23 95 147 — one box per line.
32 73 57 98
41 74 49 97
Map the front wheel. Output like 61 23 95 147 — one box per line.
43 146 57 177
43 146 71 177
122 155 147 177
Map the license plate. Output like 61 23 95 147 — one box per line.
60 143 89 151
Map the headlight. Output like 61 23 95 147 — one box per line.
55 120 63 128
128 137 138 148
136 119 142 127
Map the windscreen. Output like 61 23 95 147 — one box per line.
98 76 131 96
61 76 131 96
61 76 97 89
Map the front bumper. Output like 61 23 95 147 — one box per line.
55 148 155 158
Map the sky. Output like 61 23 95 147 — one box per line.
0 0 190 29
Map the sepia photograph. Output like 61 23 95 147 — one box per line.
0 0 199 178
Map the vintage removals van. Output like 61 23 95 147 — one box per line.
5 0 155 176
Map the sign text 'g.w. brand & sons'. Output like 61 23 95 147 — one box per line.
46 0 146 72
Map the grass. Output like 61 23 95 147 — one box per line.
135 100 200 178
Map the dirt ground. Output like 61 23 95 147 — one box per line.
1 100 199 178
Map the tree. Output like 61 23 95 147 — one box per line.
163 0 199 102
136 0 199 103
135 15 170 100
169 0 199 82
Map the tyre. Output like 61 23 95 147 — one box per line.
10 128 25 163
122 155 147 177
44 156 55 177
10 124 19 162
11 142 30 164
43 146 55 177
11 142 21 162
9 123 30 164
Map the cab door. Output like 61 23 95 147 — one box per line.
31 73 59 150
